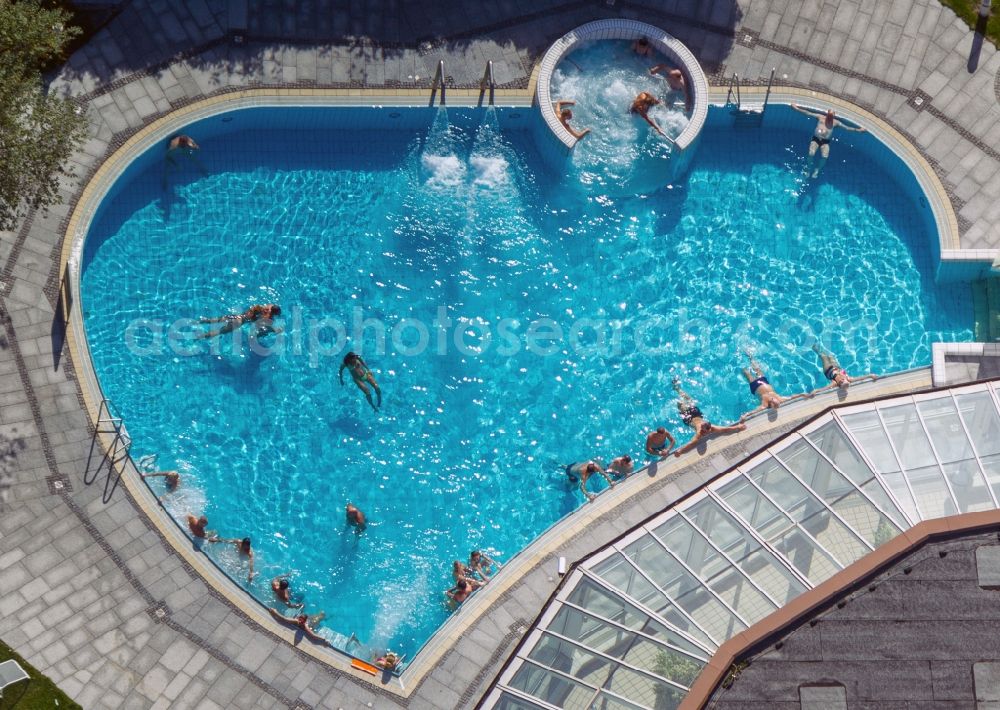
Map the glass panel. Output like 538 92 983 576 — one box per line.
685 497 806 604
509 661 595 709
840 410 901 475
622 639 704 687
717 476 842 582
591 691 652 710
605 666 683 710
942 460 994 512
980 453 1000 503
956 391 1000 457
620 536 745 642
495 692 548 710
872 469 919 523
903 464 957 519
650 518 776 625
746 458 869 565
880 403 936 471
584 559 714 648
917 397 975 463
530 634 614 687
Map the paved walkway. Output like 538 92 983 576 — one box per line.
0 1 998 708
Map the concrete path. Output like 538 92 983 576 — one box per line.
0 1 997 708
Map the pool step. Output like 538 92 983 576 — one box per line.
972 278 1000 342
731 105 765 127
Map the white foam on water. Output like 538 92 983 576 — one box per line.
470 155 509 188
421 154 466 188
367 572 431 648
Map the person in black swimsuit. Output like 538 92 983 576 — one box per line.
790 103 866 177
811 342 878 391
564 460 615 502
739 352 811 420
672 378 745 457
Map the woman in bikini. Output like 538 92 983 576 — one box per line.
811 343 878 391
672 378 746 457
198 304 281 339
790 104 866 177
338 352 382 411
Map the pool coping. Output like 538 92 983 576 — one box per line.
57 84 963 698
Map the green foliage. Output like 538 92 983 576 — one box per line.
939 1 1000 46
652 650 702 708
0 639 81 709
0 0 87 231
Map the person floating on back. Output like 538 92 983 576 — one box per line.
739 351 812 420
672 378 746 457
564 460 616 502
339 351 382 411
811 342 878 391
198 304 281 339
553 100 591 140
790 103 866 177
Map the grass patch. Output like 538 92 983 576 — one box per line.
938 1 1000 47
0 641 80 710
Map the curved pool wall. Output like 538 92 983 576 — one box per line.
62 89 976 689
533 19 709 183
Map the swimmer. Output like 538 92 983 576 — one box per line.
811 342 878 391
645 427 676 458
445 578 474 605
632 36 654 57
607 454 634 478
649 64 692 112
451 560 481 588
141 470 180 502
468 550 499 582
338 351 382 411
198 304 282 339
185 513 215 540
790 103 866 177
215 536 255 582
672 379 746 457
553 100 591 140
375 651 400 671
564 460 615 502
267 607 327 644
346 503 367 530
164 134 205 185
271 575 304 609
739 353 811 420
629 92 667 137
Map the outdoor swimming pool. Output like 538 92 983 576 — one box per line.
80 103 972 658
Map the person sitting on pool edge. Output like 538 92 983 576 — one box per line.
739 351 812 420
198 304 281 339
630 92 667 137
339 351 382 411
564 460 616 502
672 378 746 457
645 427 676 458
553 100 591 140
811 342 878 391
790 103 866 177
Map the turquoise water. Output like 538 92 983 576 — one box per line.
81 103 972 657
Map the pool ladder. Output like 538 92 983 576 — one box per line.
480 60 496 105
430 60 446 105
726 67 776 125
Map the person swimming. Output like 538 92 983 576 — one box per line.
672 378 746 457
649 64 692 113
198 304 281 339
339 352 382 411
553 100 591 140
790 103 866 177
811 342 878 391
564 460 615 502
630 92 667 137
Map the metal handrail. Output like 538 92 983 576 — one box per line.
431 60 446 105
762 67 776 115
725 72 741 109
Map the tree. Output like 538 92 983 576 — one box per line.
0 0 88 231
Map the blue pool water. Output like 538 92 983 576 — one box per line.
81 103 972 657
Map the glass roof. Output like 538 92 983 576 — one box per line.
483 382 1000 709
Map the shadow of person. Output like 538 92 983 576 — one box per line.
968 14 989 73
